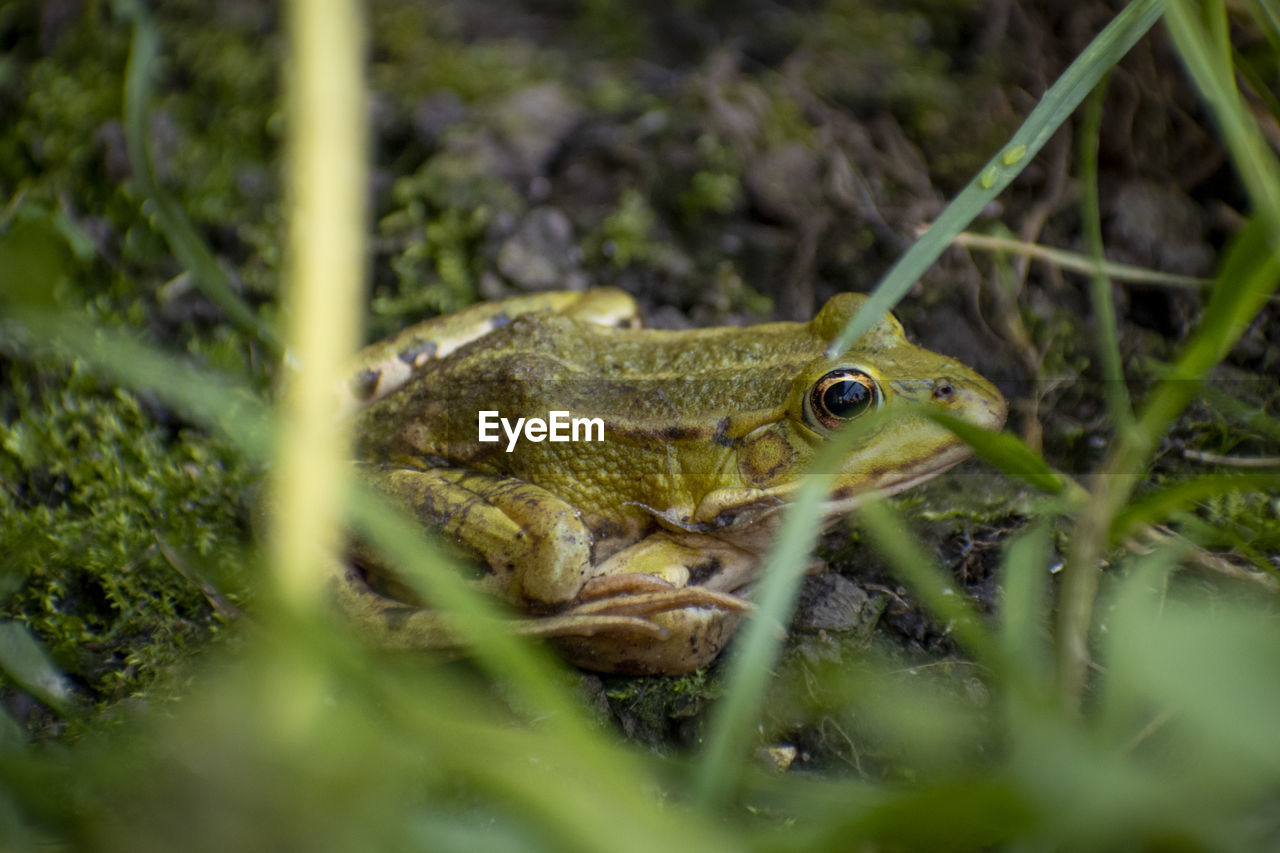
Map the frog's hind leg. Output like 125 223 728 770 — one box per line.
328 555 457 648
331 533 747 672
343 466 753 672
327 554 670 651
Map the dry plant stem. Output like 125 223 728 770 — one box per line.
1057 452 1146 713
271 0 367 611
1128 525 1280 591
947 231 1214 290
1182 449 1280 467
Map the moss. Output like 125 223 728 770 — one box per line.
679 170 742 218
369 1 563 109
595 187 659 269
373 159 519 332
601 669 721 747
0 359 255 706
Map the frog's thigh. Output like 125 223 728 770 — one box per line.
364 466 595 607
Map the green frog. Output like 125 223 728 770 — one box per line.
339 288 1006 674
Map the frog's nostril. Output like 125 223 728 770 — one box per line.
932 379 955 401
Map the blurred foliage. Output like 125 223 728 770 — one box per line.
1 0 1280 850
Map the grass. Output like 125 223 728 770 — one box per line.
2 0 1280 849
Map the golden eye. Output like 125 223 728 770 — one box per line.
807 369 879 431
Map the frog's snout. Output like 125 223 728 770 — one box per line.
923 373 1007 431
957 376 1007 430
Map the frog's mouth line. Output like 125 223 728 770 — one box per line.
671 443 978 534
821 443 976 516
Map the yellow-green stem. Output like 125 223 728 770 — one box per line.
271 0 367 612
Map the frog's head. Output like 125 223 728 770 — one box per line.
686 293 1006 531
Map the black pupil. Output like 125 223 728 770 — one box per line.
823 377 872 418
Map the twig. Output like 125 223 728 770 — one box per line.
942 230 1216 290
1182 449 1280 468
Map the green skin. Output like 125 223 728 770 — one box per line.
341 289 1006 675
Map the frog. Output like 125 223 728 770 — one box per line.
337 288 1006 675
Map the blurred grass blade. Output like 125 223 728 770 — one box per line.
0 210 76 311
998 521 1053 693
692 466 828 806
1200 385 1280 443
5 311 272 459
693 411 893 806
8 306 588 729
1135 216 1280 439
116 0 280 352
349 487 588 726
0 707 25 753
1058 216 1280 707
1109 472 1280 543
0 622 74 714
364 671 737 853
1079 74 1134 430
1243 0 1280 42
858 497 997 663
826 0 1166 356
1101 541 1280 780
1166 0 1280 233
924 409 1069 496
796 779 1033 853
270 0 367 614
697 400 1053 804
1090 537 1187 732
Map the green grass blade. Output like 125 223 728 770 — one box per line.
693 411 892 807
6 309 589 726
857 497 997 663
117 0 281 352
691 459 830 807
1110 472 1280 543
1056 217 1280 707
1165 0 1280 234
348 487 588 724
797 778 1034 852
924 409 1069 496
269 0 368 614
0 622 74 715
1135 217 1280 440
1079 75 1134 430
825 0 1167 356
998 521 1054 694
5 311 274 459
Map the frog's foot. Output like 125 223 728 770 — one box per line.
512 614 669 640
520 574 752 646
335 557 746 674
333 558 672 648
574 572 751 618
552 602 747 676
509 575 753 645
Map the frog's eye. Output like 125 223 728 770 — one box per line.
806 369 879 431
